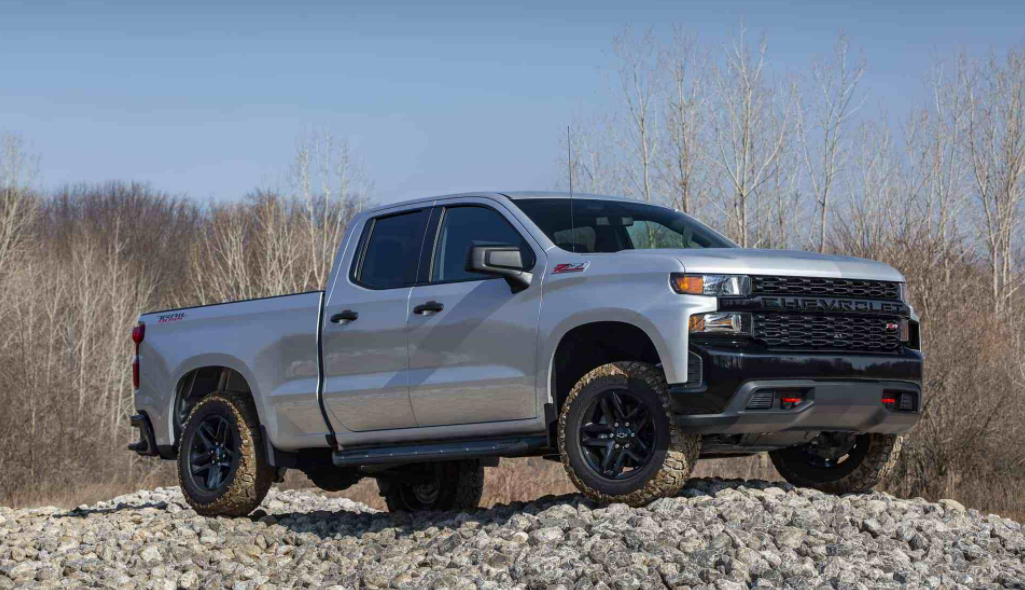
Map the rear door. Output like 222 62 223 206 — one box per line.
320 206 430 432
406 199 546 427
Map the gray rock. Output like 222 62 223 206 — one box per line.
528 527 565 546
939 499 966 513
139 545 163 565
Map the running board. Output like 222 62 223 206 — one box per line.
332 436 548 467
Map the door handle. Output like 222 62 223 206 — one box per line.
330 310 359 323
413 301 444 315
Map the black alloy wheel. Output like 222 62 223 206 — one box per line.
558 362 701 506
400 477 443 510
770 431 903 495
579 388 656 480
380 460 484 513
177 392 273 516
187 414 238 493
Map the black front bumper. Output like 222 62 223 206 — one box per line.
670 344 923 435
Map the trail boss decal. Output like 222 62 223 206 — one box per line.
157 312 186 324
552 262 589 275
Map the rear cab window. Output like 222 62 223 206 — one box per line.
352 209 430 289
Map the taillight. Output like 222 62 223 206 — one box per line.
132 324 145 345
132 323 145 389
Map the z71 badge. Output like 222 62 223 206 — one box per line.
552 262 589 275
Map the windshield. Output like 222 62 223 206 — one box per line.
513 198 736 253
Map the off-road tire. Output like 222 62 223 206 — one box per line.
559 362 700 506
770 433 903 494
177 391 274 517
306 467 362 493
381 460 484 512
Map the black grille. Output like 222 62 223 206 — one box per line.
752 275 900 301
753 313 901 352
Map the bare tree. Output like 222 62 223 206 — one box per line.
801 32 866 253
0 133 38 282
961 48 1025 311
707 25 800 246
611 28 662 202
558 116 625 195
290 129 372 290
657 27 708 213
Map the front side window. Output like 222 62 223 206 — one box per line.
356 209 428 289
513 198 736 252
432 206 534 283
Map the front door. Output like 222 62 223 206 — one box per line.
320 207 429 432
407 202 545 427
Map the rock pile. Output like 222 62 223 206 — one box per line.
1 479 1023 589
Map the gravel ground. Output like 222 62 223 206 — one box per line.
2 478 1024 590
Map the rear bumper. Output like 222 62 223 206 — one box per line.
670 344 923 435
128 413 159 456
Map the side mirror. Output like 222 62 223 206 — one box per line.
467 246 533 293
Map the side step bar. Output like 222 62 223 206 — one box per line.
332 435 548 467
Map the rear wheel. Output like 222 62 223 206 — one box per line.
559 362 700 506
177 391 273 516
380 461 484 512
769 432 902 494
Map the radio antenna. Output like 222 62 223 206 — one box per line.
567 125 576 253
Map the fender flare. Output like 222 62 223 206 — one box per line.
539 308 677 405
168 353 267 446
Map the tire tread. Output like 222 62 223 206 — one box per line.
558 361 700 506
176 391 273 517
770 433 903 494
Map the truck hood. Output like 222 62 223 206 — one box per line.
665 248 904 282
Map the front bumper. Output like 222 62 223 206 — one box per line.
669 344 923 435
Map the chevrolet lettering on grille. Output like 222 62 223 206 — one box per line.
763 297 906 314
719 296 909 316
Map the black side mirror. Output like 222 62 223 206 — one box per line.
467 246 533 293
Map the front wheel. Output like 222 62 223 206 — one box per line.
769 432 902 494
559 362 700 506
177 391 273 516
380 460 484 512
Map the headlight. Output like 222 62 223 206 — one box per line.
898 282 909 303
689 312 751 334
670 274 751 296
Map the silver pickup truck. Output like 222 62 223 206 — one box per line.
129 191 923 516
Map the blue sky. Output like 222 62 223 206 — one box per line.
1 0 1023 204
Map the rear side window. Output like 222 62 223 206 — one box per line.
432 206 534 283
354 210 429 289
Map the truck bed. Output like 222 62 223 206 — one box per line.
135 291 328 453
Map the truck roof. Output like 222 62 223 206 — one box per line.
364 191 665 215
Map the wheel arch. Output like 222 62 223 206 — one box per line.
169 354 263 448
545 317 669 418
